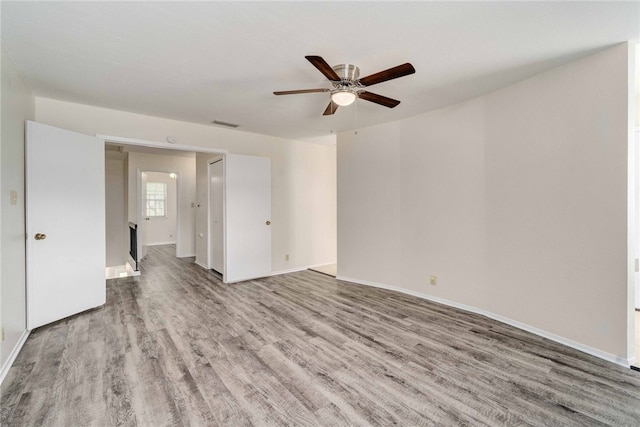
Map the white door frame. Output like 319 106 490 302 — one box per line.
98 135 228 156
207 157 225 275
99 134 229 275
98 135 272 284
137 168 180 258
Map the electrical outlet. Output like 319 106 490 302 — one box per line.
285 254 290 261
430 275 437 286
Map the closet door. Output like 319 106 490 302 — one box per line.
224 154 271 283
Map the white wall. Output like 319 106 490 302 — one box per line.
338 44 632 363
142 171 177 246
35 98 337 273
1 44 35 371
105 154 127 267
127 152 196 257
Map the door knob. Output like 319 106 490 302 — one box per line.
34 233 47 240
266 220 271 225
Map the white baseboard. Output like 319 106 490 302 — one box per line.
177 253 196 258
308 262 337 269
336 275 633 369
271 266 309 276
194 260 209 270
195 262 334 278
0 329 30 385
126 261 140 276
271 261 336 277
146 241 176 247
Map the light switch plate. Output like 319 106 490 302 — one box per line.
10 190 17 205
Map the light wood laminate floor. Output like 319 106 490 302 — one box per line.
2 245 640 426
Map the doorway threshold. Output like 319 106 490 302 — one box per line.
106 262 140 280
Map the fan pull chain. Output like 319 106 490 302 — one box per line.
330 95 335 134
354 95 359 135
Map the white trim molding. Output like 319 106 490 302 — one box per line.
271 262 336 277
97 134 229 155
194 260 209 270
271 266 309 276
0 330 30 385
146 241 177 247
177 253 196 259
308 262 336 269
336 275 633 369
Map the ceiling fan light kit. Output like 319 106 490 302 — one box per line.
331 90 357 106
330 64 360 106
274 55 415 115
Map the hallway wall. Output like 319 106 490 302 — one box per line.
127 152 196 258
105 154 127 267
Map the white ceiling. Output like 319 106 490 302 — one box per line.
2 2 638 140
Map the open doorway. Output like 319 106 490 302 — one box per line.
138 170 178 261
103 136 273 284
104 143 197 279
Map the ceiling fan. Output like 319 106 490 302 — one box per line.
274 56 416 116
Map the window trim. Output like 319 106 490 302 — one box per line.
145 181 168 219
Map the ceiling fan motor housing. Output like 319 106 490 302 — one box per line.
332 64 360 83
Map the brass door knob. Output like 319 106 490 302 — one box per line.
34 233 47 240
265 220 271 225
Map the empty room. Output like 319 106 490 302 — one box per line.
1 2 640 426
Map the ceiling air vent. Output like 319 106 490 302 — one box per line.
211 120 239 128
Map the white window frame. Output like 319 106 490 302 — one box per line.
145 181 168 219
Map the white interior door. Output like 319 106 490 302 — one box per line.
26 121 106 329
225 154 271 283
209 160 224 273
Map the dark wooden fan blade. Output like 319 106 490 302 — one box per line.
273 89 329 95
358 91 401 108
306 56 341 81
358 63 415 87
323 101 339 116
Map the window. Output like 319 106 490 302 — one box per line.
145 182 167 218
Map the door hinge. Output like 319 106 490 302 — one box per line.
1 326 4 343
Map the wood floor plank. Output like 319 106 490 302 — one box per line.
2 244 640 426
